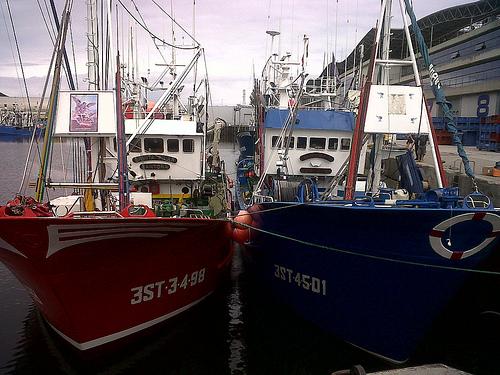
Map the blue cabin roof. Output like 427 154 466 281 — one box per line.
264 108 355 132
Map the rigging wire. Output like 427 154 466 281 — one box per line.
47 0 75 89
69 18 79 90
0 1 23 97
36 0 56 44
129 0 167 64
352 0 359 85
116 0 198 50
202 49 212 117
41 0 73 89
87 0 99 90
18 21 62 194
5 0 33 118
151 0 199 48
42 0 58 42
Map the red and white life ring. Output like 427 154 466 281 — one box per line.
429 212 500 260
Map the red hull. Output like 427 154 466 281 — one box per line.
0 216 233 350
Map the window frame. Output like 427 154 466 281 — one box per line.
129 138 142 153
182 138 195 153
328 137 339 151
296 137 307 149
167 138 180 153
309 137 326 150
340 138 351 151
144 137 164 153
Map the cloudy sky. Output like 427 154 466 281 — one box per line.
0 0 472 105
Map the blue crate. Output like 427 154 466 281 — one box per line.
432 122 445 130
477 140 500 152
461 130 479 146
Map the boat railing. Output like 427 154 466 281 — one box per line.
253 194 274 204
70 211 124 218
452 158 476 175
182 209 209 219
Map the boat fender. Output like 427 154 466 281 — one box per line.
232 210 252 244
233 210 252 229
429 213 500 260
232 227 250 244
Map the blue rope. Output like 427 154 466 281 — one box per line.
402 0 475 180
296 178 319 203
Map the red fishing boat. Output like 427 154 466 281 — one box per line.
0 211 232 350
0 1 233 350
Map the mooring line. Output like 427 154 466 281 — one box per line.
226 202 308 219
222 219 500 276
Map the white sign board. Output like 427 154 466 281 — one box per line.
364 85 430 134
53 91 117 136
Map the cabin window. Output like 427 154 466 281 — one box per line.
183 139 194 153
297 137 307 149
341 138 351 151
167 139 179 152
144 138 164 153
328 138 338 150
271 136 294 149
284 137 294 149
129 138 142 153
309 137 326 150
271 136 280 148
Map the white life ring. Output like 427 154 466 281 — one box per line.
429 212 500 260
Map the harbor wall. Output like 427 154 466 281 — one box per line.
420 164 500 207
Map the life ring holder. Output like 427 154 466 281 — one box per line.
463 192 493 209
352 196 375 207
429 212 500 260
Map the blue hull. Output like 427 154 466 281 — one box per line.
0 125 41 140
245 202 499 362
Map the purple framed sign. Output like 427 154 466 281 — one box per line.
70 94 98 132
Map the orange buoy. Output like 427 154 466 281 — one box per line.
233 210 252 229
146 100 155 112
232 227 250 244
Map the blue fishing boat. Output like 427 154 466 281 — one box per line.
0 125 41 140
234 0 500 363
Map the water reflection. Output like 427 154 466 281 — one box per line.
2 294 232 375
227 245 247 374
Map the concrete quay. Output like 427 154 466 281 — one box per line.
420 145 500 206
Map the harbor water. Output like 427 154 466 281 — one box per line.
0 140 498 375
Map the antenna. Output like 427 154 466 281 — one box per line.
192 0 196 46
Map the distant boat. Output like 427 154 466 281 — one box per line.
0 124 42 140
234 0 500 363
0 1 232 351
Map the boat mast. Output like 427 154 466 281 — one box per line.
399 0 455 188
367 0 392 194
116 52 129 210
344 0 384 200
49 0 76 90
87 0 98 90
35 0 73 202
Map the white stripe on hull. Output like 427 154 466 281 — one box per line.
46 222 211 257
47 292 213 350
57 227 186 238
0 237 26 258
